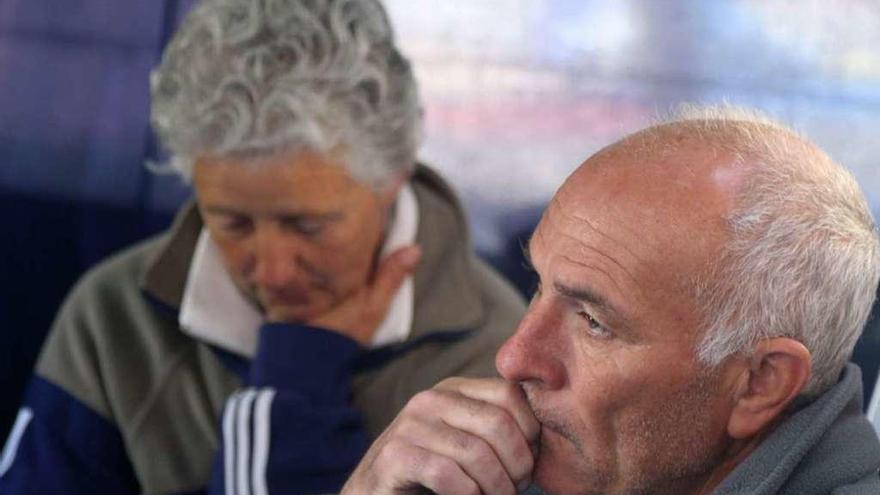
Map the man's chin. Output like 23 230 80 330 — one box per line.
532 465 596 495
531 427 597 495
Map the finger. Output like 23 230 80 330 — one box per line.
435 378 541 446
378 440 481 495
395 412 517 495
407 388 534 491
413 448 481 495
370 245 422 300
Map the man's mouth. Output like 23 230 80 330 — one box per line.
532 410 584 457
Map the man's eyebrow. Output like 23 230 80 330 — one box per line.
552 281 624 320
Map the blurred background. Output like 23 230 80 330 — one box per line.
2 0 880 440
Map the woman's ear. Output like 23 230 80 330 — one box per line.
378 170 411 207
727 338 812 439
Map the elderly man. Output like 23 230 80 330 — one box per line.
0 0 524 494
341 107 880 495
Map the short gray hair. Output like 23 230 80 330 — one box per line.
658 105 880 398
150 0 422 188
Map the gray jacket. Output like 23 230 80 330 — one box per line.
712 363 880 494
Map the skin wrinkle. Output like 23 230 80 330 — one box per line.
496 136 748 495
554 176 685 298
557 229 636 292
550 232 648 328
543 200 645 311
532 240 630 330
536 183 682 341
526 229 632 489
557 253 628 316
551 280 630 334
554 187 647 270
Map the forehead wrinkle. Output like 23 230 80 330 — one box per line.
556 240 632 303
554 184 650 264
533 205 647 326
566 209 647 265
550 200 644 291
557 252 634 324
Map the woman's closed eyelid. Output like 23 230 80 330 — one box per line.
283 217 326 235
216 215 252 231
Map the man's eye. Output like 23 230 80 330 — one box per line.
578 311 611 339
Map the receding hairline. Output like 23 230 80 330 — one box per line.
609 106 817 164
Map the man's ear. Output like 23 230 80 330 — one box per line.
727 338 812 440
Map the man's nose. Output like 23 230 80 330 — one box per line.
252 230 298 290
495 302 567 390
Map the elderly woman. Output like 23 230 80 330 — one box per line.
0 0 525 493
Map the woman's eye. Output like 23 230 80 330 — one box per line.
288 218 325 236
219 217 253 235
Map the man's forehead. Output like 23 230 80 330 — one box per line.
528 187 704 341
532 138 738 298
563 137 742 227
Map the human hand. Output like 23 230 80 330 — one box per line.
340 377 540 495
304 244 421 345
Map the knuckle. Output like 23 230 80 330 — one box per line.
368 440 418 489
485 408 517 438
457 435 493 465
406 389 441 413
454 436 514 495
375 437 408 467
391 415 418 437
421 456 460 489
483 465 515 495
464 482 481 495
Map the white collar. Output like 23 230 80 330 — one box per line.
869 373 880 435
178 184 420 357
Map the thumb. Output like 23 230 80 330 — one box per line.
369 245 422 305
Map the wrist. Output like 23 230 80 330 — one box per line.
250 323 363 405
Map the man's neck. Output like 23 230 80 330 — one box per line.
691 432 770 495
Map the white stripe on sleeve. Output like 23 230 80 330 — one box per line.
251 389 276 495
868 376 880 435
236 390 258 495
223 392 241 495
0 407 34 479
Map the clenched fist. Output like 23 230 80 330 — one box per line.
341 377 540 495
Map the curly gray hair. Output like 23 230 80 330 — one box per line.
150 0 422 188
